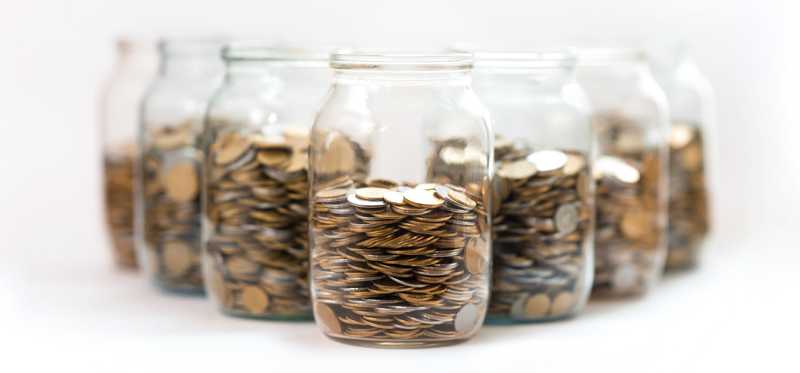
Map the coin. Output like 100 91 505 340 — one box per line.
497 159 537 180
163 240 193 277
315 303 341 334
549 292 575 316
524 294 551 317
104 153 137 268
554 204 579 234
383 190 405 205
621 210 650 239
527 150 567 173
215 133 251 165
240 285 270 314
454 303 479 334
403 188 444 208
163 162 199 202
465 238 486 275
355 187 390 201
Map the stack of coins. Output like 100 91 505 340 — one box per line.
666 121 709 269
142 122 204 292
490 142 593 320
592 112 665 296
311 179 490 343
104 146 137 269
426 138 489 186
204 127 311 318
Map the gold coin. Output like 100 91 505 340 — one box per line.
383 190 405 205
497 159 537 180
564 154 586 176
524 294 551 317
549 292 575 316
314 303 341 334
447 189 477 210
527 150 567 173
621 210 650 239
355 187 390 201
403 189 444 208
316 188 348 200
465 238 485 275
257 149 292 167
240 285 269 314
214 134 251 165
163 241 193 277
163 162 198 202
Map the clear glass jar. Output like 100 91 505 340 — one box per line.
137 38 225 293
472 50 594 322
101 37 157 269
576 48 669 297
309 51 492 347
649 43 713 271
202 43 330 319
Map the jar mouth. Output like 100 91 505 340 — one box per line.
471 49 577 70
330 50 473 71
223 42 330 65
577 47 646 66
159 36 229 56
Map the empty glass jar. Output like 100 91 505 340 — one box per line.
202 43 330 319
576 48 669 297
101 37 157 269
137 37 225 293
309 51 492 347
471 50 594 322
649 43 714 270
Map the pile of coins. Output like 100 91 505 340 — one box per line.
311 178 490 343
490 140 593 320
104 148 137 269
204 127 311 318
592 113 666 296
667 122 709 269
426 138 488 186
141 122 204 292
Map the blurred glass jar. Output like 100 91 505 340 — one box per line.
309 51 492 347
202 43 330 319
576 48 669 297
137 38 225 293
649 43 714 271
471 50 594 322
101 37 157 269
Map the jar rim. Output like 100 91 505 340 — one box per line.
576 47 646 66
158 36 228 56
471 49 577 69
330 50 473 71
223 42 330 64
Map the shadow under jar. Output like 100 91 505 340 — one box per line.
471 50 595 322
309 51 493 348
137 37 225 294
576 48 670 297
101 37 157 269
649 43 714 271
202 43 331 319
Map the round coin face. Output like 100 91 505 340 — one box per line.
465 238 486 275
215 134 251 165
403 188 444 208
621 210 650 239
346 192 385 208
554 204 580 234
497 159 537 180
563 153 586 176
355 187 390 201
316 188 348 201
454 303 480 334
524 293 551 317
163 162 199 202
162 241 194 277
549 291 576 316
527 150 568 173
314 303 341 334
596 156 640 184
382 190 405 205
240 285 269 314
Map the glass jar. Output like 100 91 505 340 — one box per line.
576 48 669 297
202 43 330 319
649 43 713 271
101 37 157 269
309 51 492 347
137 38 225 293
471 51 594 322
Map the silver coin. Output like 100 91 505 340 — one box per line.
454 303 479 333
554 203 579 234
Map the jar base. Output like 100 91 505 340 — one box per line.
323 334 471 349
220 308 313 322
152 279 206 296
484 312 576 325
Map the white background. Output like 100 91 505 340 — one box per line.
1 1 798 372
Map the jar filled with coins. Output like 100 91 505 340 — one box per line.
309 51 492 347
576 48 669 297
202 43 330 319
471 50 594 322
138 37 225 293
101 37 157 269
649 42 714 271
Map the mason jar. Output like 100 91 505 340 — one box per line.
309 51 492 347
472 50 594 322
649 43 714 271
576 48 669 297
137 37 225 293
100 37 157 269
202 43 330 319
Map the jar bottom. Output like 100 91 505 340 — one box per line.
324 333 471 349
152 278 206 296
220 307 313 322
484 312 577 325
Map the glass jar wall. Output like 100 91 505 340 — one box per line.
472 51 594 322
137 37 225 293
576 48 669 297
649 43 714 270
309 51 492 347
202 43 330 319
101 37 157 269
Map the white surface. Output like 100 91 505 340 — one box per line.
2 1 799 372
